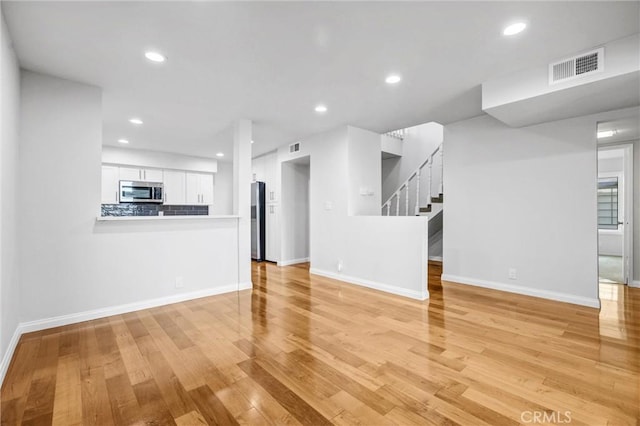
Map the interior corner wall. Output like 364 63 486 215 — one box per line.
382 122 443 202
18 71 240 326
347 126 382 215
0 10 21 375
443 110 640 307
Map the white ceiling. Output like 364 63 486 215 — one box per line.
3 1 639 159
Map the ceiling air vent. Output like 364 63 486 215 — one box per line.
289 142 300 153
549 47 604 85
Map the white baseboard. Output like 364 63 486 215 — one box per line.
310 268 428 301
0 325 23 387
238 281 253 291
1 283 246 387
428 256 443 262
441 274 600 308
278 257 310 267
630 280 640 288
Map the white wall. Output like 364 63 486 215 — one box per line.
281 161 310 263
335 216 428 299
442 110 640 307
0 10 20 381
382 122 443 202
278 125 428 299
212 161 233 215
102 145 217 173
348 127 382 216
18 71 243 326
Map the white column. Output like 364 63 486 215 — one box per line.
233 119 252 289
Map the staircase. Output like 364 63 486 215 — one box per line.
381 143 443 217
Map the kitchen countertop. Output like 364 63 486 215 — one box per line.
96 215 239 222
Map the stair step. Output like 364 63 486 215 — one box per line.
431 193 444 203
418 205 432 213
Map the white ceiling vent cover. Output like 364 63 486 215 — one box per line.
289 142 300 153
549 48 604 85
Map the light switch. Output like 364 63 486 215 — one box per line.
324 201 333 211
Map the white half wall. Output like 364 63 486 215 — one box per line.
18 71 243 325
311 216 428 300
442 110 640 307
0 10 21 383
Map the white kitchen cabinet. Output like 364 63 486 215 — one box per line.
119 166 163 182
101 165 119 204
200 174 214 205
163 170 186 205
186 172 214 205
252 152 279 201
266 203 280 262
264 152 279 202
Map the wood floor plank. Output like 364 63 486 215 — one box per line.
2 261 639 425
51 355 82 426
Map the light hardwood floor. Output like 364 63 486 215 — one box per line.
1 261 639 425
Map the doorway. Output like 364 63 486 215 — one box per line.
280 156 310 266
597 120 635 286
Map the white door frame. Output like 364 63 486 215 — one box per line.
598 143 634 285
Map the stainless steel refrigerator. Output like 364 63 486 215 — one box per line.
251 181 266 261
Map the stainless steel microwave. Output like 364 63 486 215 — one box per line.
119 181 164 203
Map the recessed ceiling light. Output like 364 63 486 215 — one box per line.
597 130 617 138
144 51 166 63
129 118 143 125
503 22 527 36
251 140 254 144
315 104 328 113
118 139 129 144
385 74 402 84
216 152 224 157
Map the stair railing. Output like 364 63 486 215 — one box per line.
382 143 443 216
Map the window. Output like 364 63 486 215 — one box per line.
598 177 619 230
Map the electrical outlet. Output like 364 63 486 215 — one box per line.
508 268 517 280
337 261 343 272
175 276 184 288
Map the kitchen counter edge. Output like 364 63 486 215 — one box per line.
96 215 240 222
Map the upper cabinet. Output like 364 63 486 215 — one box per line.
119 166 163 182
163 170 186 205
186 172 214 205
101 165 119 204
102 164 214 206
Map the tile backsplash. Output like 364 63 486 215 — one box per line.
101 204 209 217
